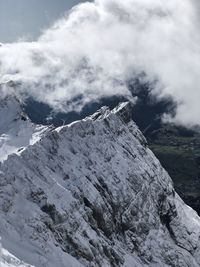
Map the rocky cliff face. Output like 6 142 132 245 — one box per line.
0 99 200 267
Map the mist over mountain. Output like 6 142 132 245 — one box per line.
1 0 200 126
23 77 175 131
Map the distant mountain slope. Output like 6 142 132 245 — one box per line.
1 101 200 266
0 95 50 162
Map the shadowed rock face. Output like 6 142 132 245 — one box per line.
0 102 200 267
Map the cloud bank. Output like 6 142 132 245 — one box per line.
0 0 200 125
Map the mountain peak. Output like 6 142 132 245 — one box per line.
87 101 132 123
112 101 132 123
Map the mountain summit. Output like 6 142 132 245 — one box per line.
0 102 200 267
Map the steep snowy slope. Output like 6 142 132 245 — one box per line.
0 239 34 267
0 95 50 162
0 101 200 267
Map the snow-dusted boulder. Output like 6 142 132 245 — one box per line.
0 102 200 266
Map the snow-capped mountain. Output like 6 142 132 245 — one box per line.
1 97 200 267
0 95 50 162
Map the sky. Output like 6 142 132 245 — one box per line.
0 0 84 43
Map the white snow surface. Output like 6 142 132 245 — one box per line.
0 238 34 267
0 96 49 162
0 99 200 266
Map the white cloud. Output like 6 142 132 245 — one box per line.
0 0 200 125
